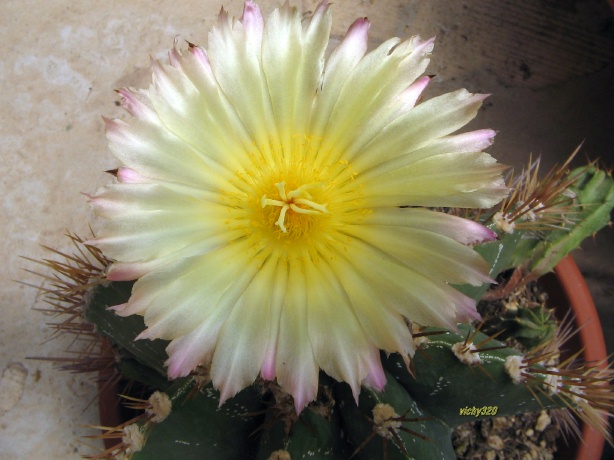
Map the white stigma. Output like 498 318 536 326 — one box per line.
261 182 329 233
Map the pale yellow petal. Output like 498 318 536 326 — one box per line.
262 1 331 147
360 151 508 208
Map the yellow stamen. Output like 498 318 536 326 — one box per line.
261 182 330 233
275 204 290 232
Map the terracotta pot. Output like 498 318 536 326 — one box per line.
97 256 607 457
541 255 607 460
97 340 124 451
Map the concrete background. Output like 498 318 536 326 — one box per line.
1 0 613 458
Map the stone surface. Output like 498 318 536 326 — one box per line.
1 0 613 458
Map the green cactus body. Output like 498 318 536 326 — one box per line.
335 371 455 460
455 229 523 301
256 403 350 459
255 373 351 459
383 325 560 428
85 281 169 376
116 358 174 391
131 383 265 460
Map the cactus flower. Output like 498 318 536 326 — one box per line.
89 0 508 411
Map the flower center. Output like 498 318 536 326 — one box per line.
261 182 330 233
